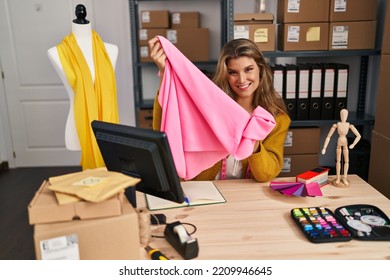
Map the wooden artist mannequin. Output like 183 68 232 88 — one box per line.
321 109 361 187
47 4 118 150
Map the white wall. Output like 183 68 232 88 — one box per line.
0 58 11 163
0 0 135 166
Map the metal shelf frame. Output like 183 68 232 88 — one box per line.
129 0 233 123
129 0 384 128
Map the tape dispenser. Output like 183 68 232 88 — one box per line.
164 221 199 260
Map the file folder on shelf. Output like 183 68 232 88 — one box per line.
271 64 285 98
333 63 349 119
321 63 336 120
308 63 322 120
284 64 298 120
296 64 310 120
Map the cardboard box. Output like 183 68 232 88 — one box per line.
382 1 390 54
171 12 200 28
277 0 330 23
139 28 167 46
234 13 275 51
329 21 376 50
33 197 140 260
141 28 209 62
368 130 390 199
28 180 123 225
284 127 321 155
329 0 377 22
138 109 153 129
167 28 209 61
278 22 329 51
374 54 390 139
139 45 152 63
280 154 319 177
140 10 169 28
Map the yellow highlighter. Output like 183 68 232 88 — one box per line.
145 245 169 260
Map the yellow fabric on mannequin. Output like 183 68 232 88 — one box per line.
56 31 119 170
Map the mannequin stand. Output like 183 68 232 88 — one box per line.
331 178 349 188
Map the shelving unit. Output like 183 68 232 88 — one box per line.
128 0 234 125
128 0 383 129
264 51 381 128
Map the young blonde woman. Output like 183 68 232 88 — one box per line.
149 37 291 182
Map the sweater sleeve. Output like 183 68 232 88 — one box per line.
152 92 162 131
248 113 291 182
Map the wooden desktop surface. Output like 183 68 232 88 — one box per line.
138 175 390 260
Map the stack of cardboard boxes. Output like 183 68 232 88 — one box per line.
233 13 276 51
277 0 330 51
281 127 321 177
328 0 377 50
368 1 390 199
28 181 140 259
276 0 377 51
137 10 210 129
139 10 209 62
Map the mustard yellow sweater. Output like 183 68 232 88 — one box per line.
153 97 291 182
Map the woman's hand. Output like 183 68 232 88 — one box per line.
148 37 166 74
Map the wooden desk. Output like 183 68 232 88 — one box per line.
138 175 390 260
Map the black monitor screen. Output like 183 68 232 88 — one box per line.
91 120 185 206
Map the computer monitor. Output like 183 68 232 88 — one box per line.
91 120 185 208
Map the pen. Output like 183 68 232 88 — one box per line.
145 245 169 260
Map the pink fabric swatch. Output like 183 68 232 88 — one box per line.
269 180 323 197
157 36 276 180
305 182 323 196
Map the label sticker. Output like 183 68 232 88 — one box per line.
73 176 106 187
140 46 149 57
287 26 300 42
284 131 293 147
167 30 177 44
287 0 300 13
141 11 150 23
40 234 80 260
172 13 181 24
139 29 148 40
282 157 292 172
234 25 249 39
334 0 347 12
254 28 268 43
332 26 348 49
306 27 320 42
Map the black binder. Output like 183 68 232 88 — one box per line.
296 64 310 120
333 63 349 119
320 63 336 120
308 63 322 120
271 64 285 99
284 64 297 120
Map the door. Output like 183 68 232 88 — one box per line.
0 0 94 167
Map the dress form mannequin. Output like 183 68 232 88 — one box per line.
47 4 118 150
321 109 361 187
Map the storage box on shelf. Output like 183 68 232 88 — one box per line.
368 130 390 199
329 0 378 22
281 127 321 177
277 0 330 23
233 13 275 51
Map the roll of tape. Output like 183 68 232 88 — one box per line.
137 207 151 246
173 224 191 244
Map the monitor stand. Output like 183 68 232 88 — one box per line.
124 187 137 208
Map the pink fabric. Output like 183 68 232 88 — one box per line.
157 36 276 180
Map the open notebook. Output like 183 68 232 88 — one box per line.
145 181 226 211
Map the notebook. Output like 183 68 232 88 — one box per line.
145 181 226 210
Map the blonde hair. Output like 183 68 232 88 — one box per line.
213 38 287 117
